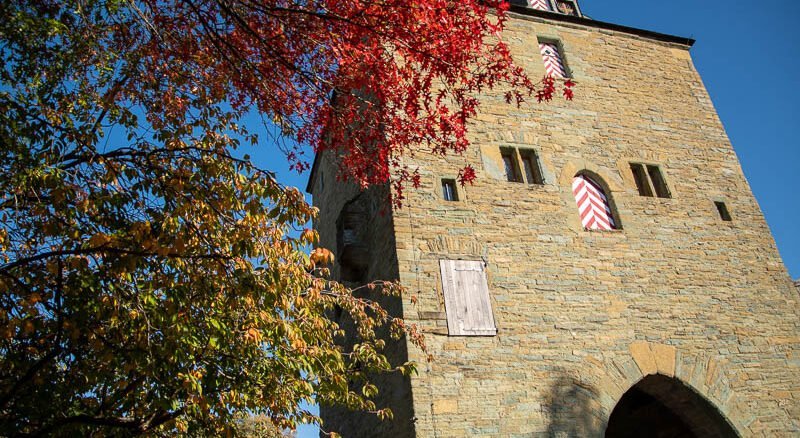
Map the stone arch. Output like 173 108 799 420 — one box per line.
557 160 624 191
606 374 740 437
572 342 748 436
557 160 625 232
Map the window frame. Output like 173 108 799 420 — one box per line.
500 147 546 185
537 38 572 79
500 147 523 183
572 172 621 231
629 162 671 199
520 149 546 185
441 178 459 202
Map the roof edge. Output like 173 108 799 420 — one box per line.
306 7 695 194
507 6 696 47
305 152 321 194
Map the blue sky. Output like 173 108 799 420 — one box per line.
254 1 799 436
583 0 800 279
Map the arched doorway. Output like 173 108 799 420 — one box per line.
606 375 738 438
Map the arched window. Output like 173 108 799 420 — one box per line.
336 194 370 283
572 173 618 230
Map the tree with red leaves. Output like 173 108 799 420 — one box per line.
0 0 570 434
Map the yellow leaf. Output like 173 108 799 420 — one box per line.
301 228 317 244
310 247 334 266
244 328 262 344
87 233 111 247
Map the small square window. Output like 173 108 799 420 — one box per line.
630 163 671 199
442 179 459 202
715 201 732 222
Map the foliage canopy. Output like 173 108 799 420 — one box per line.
0 0 565 434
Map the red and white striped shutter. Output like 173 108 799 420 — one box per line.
572 175 617 231
539 42 568 78
528 0 551 10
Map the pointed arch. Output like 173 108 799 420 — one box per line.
606 374 739 438
572 172 619 230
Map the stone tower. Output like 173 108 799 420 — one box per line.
307 2 800 436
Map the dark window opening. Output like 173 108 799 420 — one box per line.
501 148 522 183
501 147 545 185
630 163 653 197
337 195 371 283
442 179 458 202
630 163 671 199
715 201 732 222
520 150 545 185
647 165 671 198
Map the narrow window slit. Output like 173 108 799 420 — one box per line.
501 148 522 183
630 163 653 197
647 165 671 198
715 201 732 221
520 150 545 185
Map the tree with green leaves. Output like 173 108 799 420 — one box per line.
0 0 562 434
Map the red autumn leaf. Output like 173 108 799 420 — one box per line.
458 165 477 187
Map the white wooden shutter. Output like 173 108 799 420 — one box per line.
439 260 497 336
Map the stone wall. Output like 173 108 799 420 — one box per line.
310 10 800 438
311 154 416 437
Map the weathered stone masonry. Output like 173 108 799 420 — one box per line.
309 5 800 437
